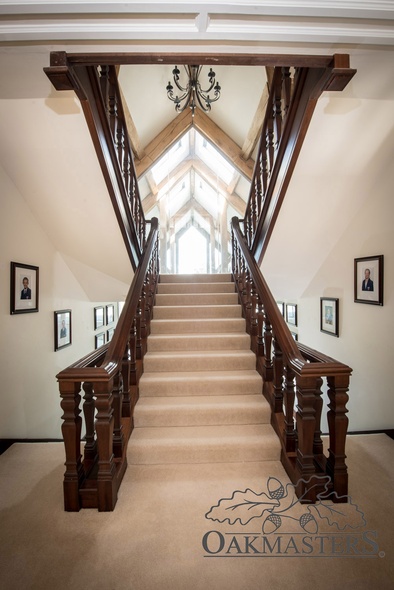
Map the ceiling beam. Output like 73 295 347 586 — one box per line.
192 159 245 215
193 109 254 181
241 83 269 161
116 65 145 160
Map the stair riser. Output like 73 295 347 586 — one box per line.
144 354 256 373
150 318 246 334
153 306 242 319
147 334 250 352
155 293 238 306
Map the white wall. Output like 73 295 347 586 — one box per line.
0 163 119 438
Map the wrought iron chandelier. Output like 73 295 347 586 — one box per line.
166 65 221 117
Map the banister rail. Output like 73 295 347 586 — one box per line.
56 218 159 511
45 56 146 270
244 56 356 265
231 217 352 502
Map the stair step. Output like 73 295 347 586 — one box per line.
158 282 236 294
160 273 232 283
128 424 280 464
133 395 270 427
150 318 246 334
155 292 238 306
153 304 242 320
147 332 250 352
139 370 262 397
144 350 256 372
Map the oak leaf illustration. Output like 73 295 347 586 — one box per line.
205 488 279 525
307 498 366 530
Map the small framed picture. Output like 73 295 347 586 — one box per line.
354 255 383 306
94 306 105 329
10 262 39 314
95 332 106 349
106 304 115 325
107 327 115 342
291 331 298 341
54 309 72 351
286 303 297 326
320 297 339 337
277 301 285 316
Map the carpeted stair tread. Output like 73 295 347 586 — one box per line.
150 317 246 334
147 332 250 352
133 394 270 427
128 424 280 464
153 304 242 319
144 349 256 372
157 282 236 294
139 369 262 396
160 273 232 283
155 292 238 306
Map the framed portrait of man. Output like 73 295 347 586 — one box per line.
354 255 383 306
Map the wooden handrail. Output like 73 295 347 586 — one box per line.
244 56 356 265
232 217 352 502
57 218 159 511
44 57 146 271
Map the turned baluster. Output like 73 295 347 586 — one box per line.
326 374 350 500
272 337 284 414
256 155 263 217
250 281 258 354
139 283 148 357
282 66 292 119
283 364 296 452
313 376 324 460
244 269 253 335
59 380 84 511
116 118 125 172
256 293 265 360
295 375 318 502
82 381 97 474
251 184 257 240
121 334 132 418
93 379 117 512
128 317 138 418
99 66 110 122
273 72 283 148
263 314 273 384
112 371 124 459
136 298 142 360
261 149 268 199
266 109 275 174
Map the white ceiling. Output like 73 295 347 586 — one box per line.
0 1 393 298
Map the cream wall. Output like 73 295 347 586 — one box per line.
0 163 117 438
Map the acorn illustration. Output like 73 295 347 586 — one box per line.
299 513 318 533
267 477 285 500
262 514 282 533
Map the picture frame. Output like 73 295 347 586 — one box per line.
106 304 115 325
10 261 39 314
291 331 298 341
276 301 285 316
107 327 115 342
286 303 297 326
54 309 72 351
95 332 106 349
94 306 105 329
354 255 383 306
320 297 339 337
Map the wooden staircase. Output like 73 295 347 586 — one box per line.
129 273 281 466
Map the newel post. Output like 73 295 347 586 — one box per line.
295 375 318 501
59 379 84 511
326 374 350 499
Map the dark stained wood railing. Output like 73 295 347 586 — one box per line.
45 55 146 270
244 56 356 265
57 218 159 511
232 217 352 502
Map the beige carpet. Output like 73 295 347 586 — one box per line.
0 435 393 590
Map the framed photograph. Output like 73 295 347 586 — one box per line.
107 327 115 342
286 303 297 326
320 297 339 337
95 332 106 349
354 255 383 306
106 304 115 325
94 306 105 329
54 309 72 351
291 331 298 341
10 262 39 314
277 301 285 316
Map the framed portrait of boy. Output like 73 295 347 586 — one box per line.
10 261 39 314
54 309 72 351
